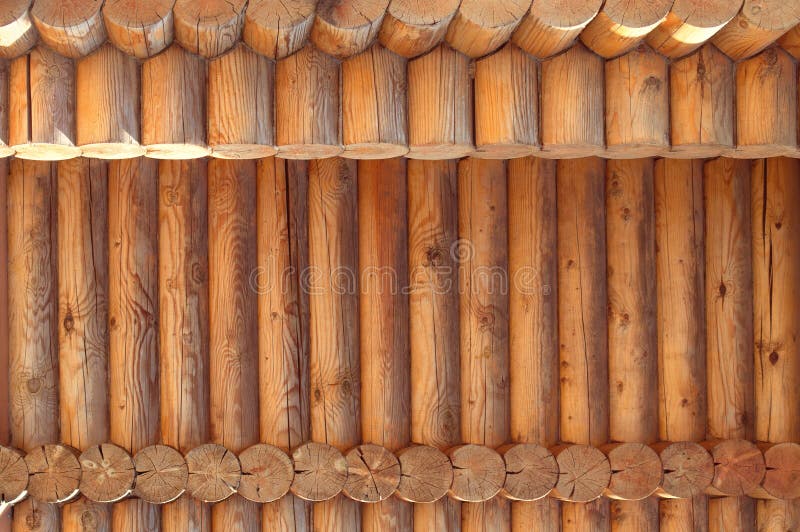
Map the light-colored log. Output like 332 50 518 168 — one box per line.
275 46 341 159
713 0 800 60
307 158 361 531
550 445 611 503
605 47 669 157
76 44 143 159
290 442 348 502
103 0 174 58
141 45 208 159
341 45 407 159
238 444 294 503
255 157 312 530
9 47 80 160
395 445 453 504
0 61 11 158
243 0 315 59
652 442 714 498
132 444 188 504
379 0 459 58
473 44 538 159
343 444 400 503
512 0 602 59
78 443 135 503
0 447 27 507
647 0 742 58
668 44 734 158
24 444 81 503
173 0 246 58
445 0 530 58
730 48 797 158
30 0 105 58
185 444 240 503
207 44 275 159
446 445 507 502
407 44 472 159
540 44 604 158
580 0 672 58
0 0 37 59
311 0 389 59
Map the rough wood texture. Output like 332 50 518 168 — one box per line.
713 0 800 60
497 443 558 501
141 45 208 159
207 44 275 159
395 445 453 503
379 0 459 58
0 0 37 59
290 442 348 502
243 0 315 59
238 444 294 503
540 44 604 158
445 0 530 58
654 442 714 498
603 443 662 501
647 0 742 58
753 443 800 500
185 444 241 503
30 0 105 58
0 159 6 529
512 0 602 59
133 444 188 504
342 444 400 503
446 445 506 502
580 0 672 58
76 44 143 159
25 444 80 503
275 46 341 159
0 61 11 158
668 44 734 158
78 443 135 503
705 439 765 496
9 47 80 161
173 0 246 58
407 45 472 159
103 0 174 58
311 0 389 58
0 447 27 506
551 445 611 502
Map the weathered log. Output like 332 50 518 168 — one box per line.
311 0 389 58
290 442 348 502
652 442 714 499
751 443 800 500
185 444 241 503
0 447 27 506
173 0 246 58
446 445 507 503
237 444 294 503
78 443 135 503
103 0 174 58
395 445 453 504
602 443 662 501
713 0 800 60
0 159 6 528
445 0 530 58
0 0 37 59
25 444 81 504
580 0 672 58
379 0 459 58
497 444 558 501
243 0 315 59
550 445 611 503
647 0 742 58
30 0 105 58
704 439 765 496
709 497 755 532
512 0 602 59
342 444 400 503
0 61 11 158
133 444 188 504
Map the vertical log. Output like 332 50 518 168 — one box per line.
141 45 208 159
57 158 110 532
0 0 37 59
255 158 312 531
407 44 473 159
310 0 389 59
158 159 211 532
76 43 144 159
30 0 105 58
407 159 461 532
539 43 604 158
668 44 734 158
207 159 261 532
207 44 275 159
0 159 7 531
103 0 175 59
0 61 12 157
445 0 530 58
9 46 80 160
712 0 800 60
580 0 672 58
341 45 408 159
7 159 59 532
243 0 315 59
473 44 538 159
379 0 459 58
275 46 341 159
556 157 609 531
307 158 361 531
108 157 160 531
458 158 510 532
173 0 246 58
647 0 742 59
507 157 560 531
512 0 602 59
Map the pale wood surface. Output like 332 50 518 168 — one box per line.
654 441 714 498
647 0 742 58
512 0 602 59
133 444 188 504
244 0 316 59
78 443 135 503
311 0 389 59
603 442 662 501
713 0 800 60
185 443 241 503
445 0 530 58
447 444 507 502
379 0 459 58
30 0 105 58
0 62 11 157
343 444 400 503
0 0 37 59
0 447 27 506
290 442 348 502
551 445 611 503
238 444 294 503
24 444 81 503
395 445 453 503
498 443 558 501
103 0 174 58
580 0 672 58
173 0 246 58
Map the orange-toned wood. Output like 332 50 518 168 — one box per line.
709 497 755 532
379 0 459 58
173 0 246 58
0 0 37 59
290 442 348 502
30 0 105 58
446 444 507 502
343 444 400 503
445 0 530 58
24 444 81 503
647 0 742 58
395 445 453 504
0 158 6 531
0 61 12 158
243 0 315 59
713 0 800 60
311 0 389 59
550 444 611 503
580 0 672 58
103 0 174 58
512 0 602 59
79 443 135 503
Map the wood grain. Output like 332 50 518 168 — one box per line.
647 0 742 58
243 0 316 59
580 0 672 58
713 0 800 60
103 0 174 58
30 0 105 58
445 0 530 58
512 0 602 59
311 0 389 59
173 0 247 58
379 0 459 58
0 0 37 59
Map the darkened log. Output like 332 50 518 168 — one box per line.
290 442 348 502
311 0 389 59
395 445 453 504
25 444 81 504
30 0 105 58
647 0 742 58
580 0 672 58
0 0 37 59
237 444 294 503
78 443 135 503
173 0 246 58
133 444 188 504
185 444 241 503
103 0 174 58
713 0 800 60
446 445 507 503
243 0 315 59
445 0 530 58
550 445 611 503
512 0 602 59
379 0 459 58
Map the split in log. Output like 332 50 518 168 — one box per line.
132 444 188 504
185 444 241 503
238 444 294 503
446 444 506 503
754 443 800 500
550 445 611 503
602 443 663 501
512 0 603 59
704 439 765 496
0 0 37 59
78 443 135 503
103 0 174 58
498 443 558 501
290 442 348 502
378 0 459 58
653 441 714 499
445 0 530 58
395 445 453 503
580 0 672 58
0 446 27 505
173 0 247 58
311 0 389 59
30 0 106 58
343 444 400 503
243 0 315 59
713 0 800 60
25 444 81 504
646 0 742 58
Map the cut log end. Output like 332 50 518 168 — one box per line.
446 444 506 502
102 0 175 58
395 445 453 503
499 443 559 501
31 0 106 58
603 443 663 501
12 144 81 161
655 441 714 498
290 442 348 502
78 443 135 503
210 144 278 160
706 439 766 496
378 0 459 57
341 143 410 160
238 443 294 503
0 446 28 505
277 144 344 160
406 144 475 160
144 144 212 160
343 444 401 503
551 444 612 502
25 444 81 504
760 442 800 500
80 143 147 160
132 444 188 504
185 444 241 503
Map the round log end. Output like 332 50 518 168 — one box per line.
604 443 663 500
210 144 278 160
12 143 82 161
342 444 400 503
25 444 81 504
185 444 241 503
0 446 28 505
341 143 410 160
552 444 611 502
406 143 475 160
277 144 344 160
78 443 135 503
79 143 147 160
145 144 211 160
446 444 506 502
290 442 347 502
499 443 559 501
133 444 188 504
395 445 453 503
656 441 714 498
761 442 800 500
238 444 294 503
707 439 766 496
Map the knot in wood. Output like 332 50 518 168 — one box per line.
343 444 400 502
185 444 241 503
396 445 453 503
79 443 135 502
238 444 294 503
446 444 506 502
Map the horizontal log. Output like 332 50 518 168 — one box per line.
713 0 800 60
311 0 389 59
173 0 246 58
512 0 602 59
647 0 743 58
0 0 37 59
103 0 174 58
30 0 105 58
243 0 315 59
580 0 672 58
379 0 459 58
78 444 135 503
445 0 531 58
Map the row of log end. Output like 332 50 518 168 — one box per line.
1 439 798 509
1 38 800 161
